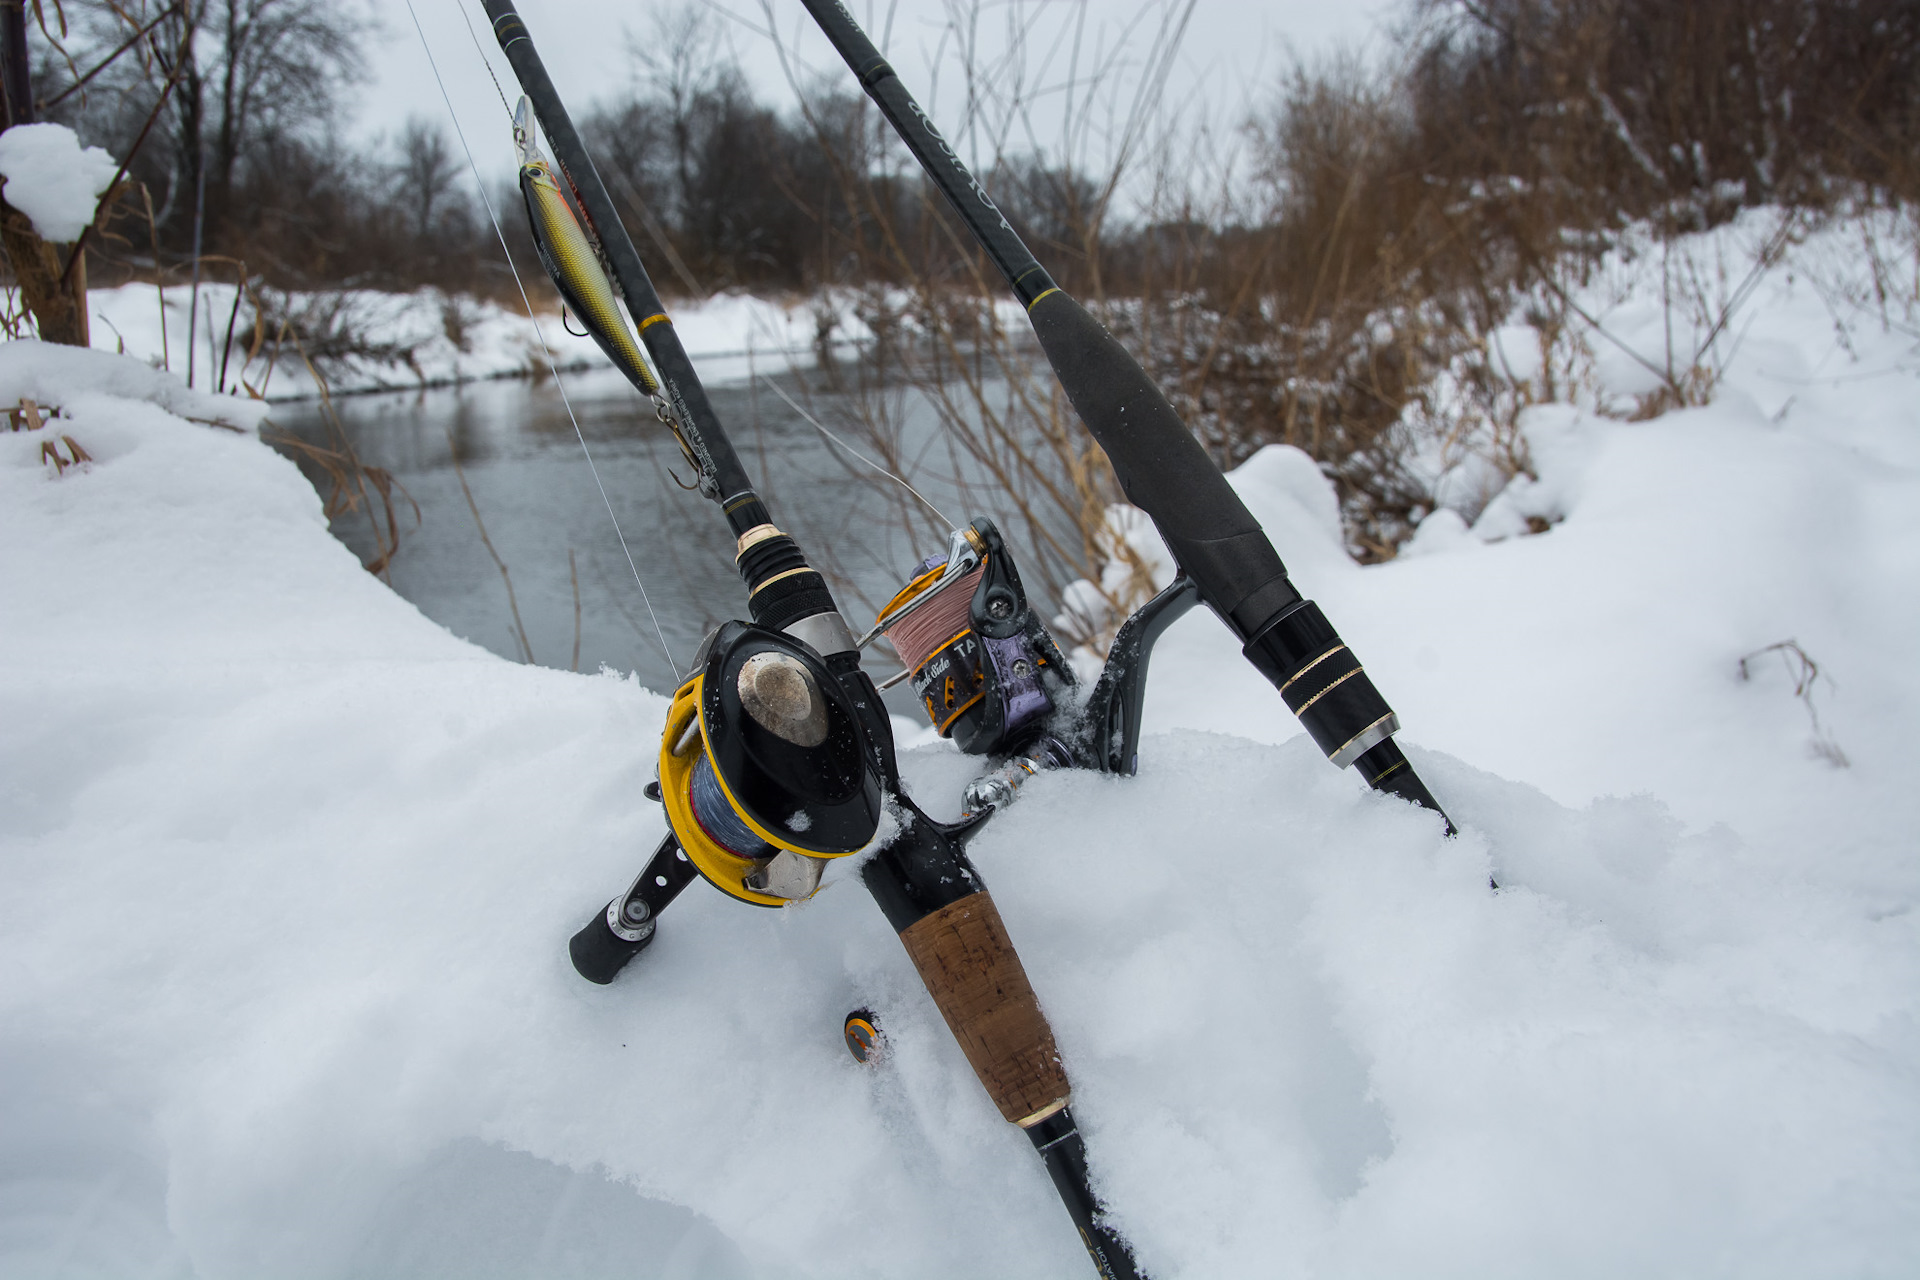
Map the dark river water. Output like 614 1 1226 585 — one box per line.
266 359 988 709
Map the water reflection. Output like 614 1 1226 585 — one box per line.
267 360 971 704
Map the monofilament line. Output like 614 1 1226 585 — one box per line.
405 0 677 675
456 1 516 118
757 374 955 530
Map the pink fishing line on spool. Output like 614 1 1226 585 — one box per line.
887 566 983 674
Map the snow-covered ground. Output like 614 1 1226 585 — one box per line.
5 210 1917 1279
85 282 867 399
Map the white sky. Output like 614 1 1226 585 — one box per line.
375 1 1397 196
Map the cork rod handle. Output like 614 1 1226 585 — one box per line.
897 891 1071 1125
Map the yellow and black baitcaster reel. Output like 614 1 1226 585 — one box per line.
659 621 884 907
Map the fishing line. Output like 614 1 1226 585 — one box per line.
885 562 982 673
456 0 517 119
404 0 677 674
756 374 955 531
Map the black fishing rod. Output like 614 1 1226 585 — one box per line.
481 2 767 532
479 3 1146 1276
798 0 1452 824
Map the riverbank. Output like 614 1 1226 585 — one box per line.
85 282 872 400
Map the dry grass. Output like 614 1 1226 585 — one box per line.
259 333 417 581
743 0 1909 642
1739 639 1850 768
445 425 535 666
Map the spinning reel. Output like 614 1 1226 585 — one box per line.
866 519 1072 759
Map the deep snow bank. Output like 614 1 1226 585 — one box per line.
1145 213 1920 869
4 200 1919 1280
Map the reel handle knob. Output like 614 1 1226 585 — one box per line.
568 832 700 984
568 898 656 985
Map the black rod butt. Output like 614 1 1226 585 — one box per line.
1024 1108 1147 1280
1355 739 1454 834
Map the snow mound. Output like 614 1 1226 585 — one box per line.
0 339 269 432
6 309 1919 1279
1398 507 1474 558
0 122 116 242
1228 442 1351 575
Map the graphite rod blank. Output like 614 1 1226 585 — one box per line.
480 0 760 522
798 0 1452 829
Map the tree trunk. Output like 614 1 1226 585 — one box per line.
1 201 87 345
1 0 29 127
0 1 90 346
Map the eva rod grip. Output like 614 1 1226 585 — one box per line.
1027 292 1302 636
480 0 756 514
897 891 1071 1125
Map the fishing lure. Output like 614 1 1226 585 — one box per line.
513 97 704 478
513 98 658 397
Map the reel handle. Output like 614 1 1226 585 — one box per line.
568 832 699 984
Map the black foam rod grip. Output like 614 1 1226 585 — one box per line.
1027 291 1301 636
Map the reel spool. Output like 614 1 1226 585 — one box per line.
873 520 1072 757
659 621 883 907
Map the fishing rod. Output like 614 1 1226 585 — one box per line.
478 3 1145 1275
797 0 1453 824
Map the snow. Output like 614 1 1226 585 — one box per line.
1486 322 1545 386
0 340 268 433
5 207 1919 1278
85 283 870 400
0 123 117 242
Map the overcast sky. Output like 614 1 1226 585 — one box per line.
379 0 1398 196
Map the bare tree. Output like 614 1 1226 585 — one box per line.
394 115 458 244
173 0 365 239
44 1 365 244
629 1 729 232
